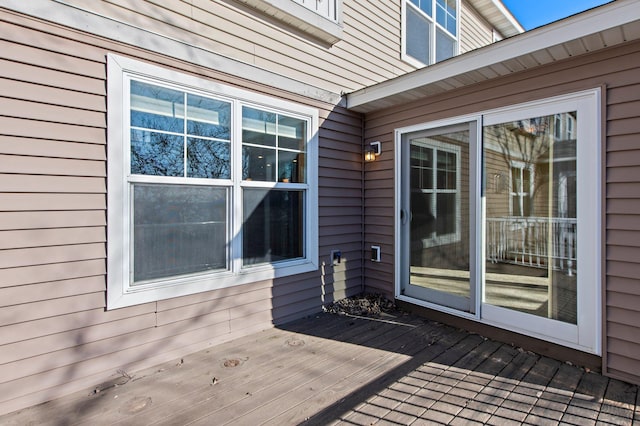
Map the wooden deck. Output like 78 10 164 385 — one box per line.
2 311 639 425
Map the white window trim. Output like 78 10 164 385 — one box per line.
238 0 343 44
509 161 534 217
107 54 319 309
411 139 462 248
402 0 460 68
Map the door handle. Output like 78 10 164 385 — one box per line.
400 208 409 225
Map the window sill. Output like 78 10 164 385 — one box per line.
238 0 343 45
108 259 319 310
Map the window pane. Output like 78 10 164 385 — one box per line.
422 167 433 189
187 137 230 179
410 0 431 16
242 146 276 181
436 0 456 35
243 189 304 265
406 126 469 307
511 167 521 191
511 195 522 216
436 192 456 235
278 151 305 183
410 145 421 166
131 129 184 176
243 106 276 147
407 6 431 64
411 191 434 241
132 184 227 283
447 13 457 36
278 115 307 150
437 150 456 189
411 168 420 189
187 94 231 140
436 28 455 62
436 1 446 26
484 112 578 324
523 168 531 189
130 80 184 133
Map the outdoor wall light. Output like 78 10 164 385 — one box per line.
365 141 381 162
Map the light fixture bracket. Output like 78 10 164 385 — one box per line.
365 141 381 162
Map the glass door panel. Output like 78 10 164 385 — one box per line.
483 112 577 324
400 122 476 313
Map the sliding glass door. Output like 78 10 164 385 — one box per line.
396 90 601 354
483 112 577 323
399 121 479 314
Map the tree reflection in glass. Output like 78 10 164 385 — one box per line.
130 80 232 179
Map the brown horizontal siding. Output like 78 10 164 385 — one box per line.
604 46 640 385
0 117 105 143
0 276 106 307
0 78 105 112
0 175 104 193
0 58 105 96
0 137 105 160
0 5 364 416
0 227 105 250
0 303 154 346
0 38 105 79
0 259 106 289
0 312 158 367
0 320 232 413
460 1 494 53
0 210 107 231
0 244 105 269
0 194 105 212
607 229 640 247
0 98 105 127
0 155 105 176
362 39 640 385
0 293 106 326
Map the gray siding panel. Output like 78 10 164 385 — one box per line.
3 0 498 98
460 1 494 53
0 8 364 416
362 40 640 385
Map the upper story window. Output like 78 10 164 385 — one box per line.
292 0 338 22
239 0 343 44
403 0 459 67
107 55 319 309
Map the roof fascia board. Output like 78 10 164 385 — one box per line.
347 0 639 110
468 0 524 36
486 0 524 34
0 0 344 106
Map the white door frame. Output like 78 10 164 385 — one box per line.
394 89 602 355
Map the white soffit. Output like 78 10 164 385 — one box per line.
468 0 524 37
347 0 640 113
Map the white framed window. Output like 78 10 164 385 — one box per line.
402 0 459 67
509 162 533 217
238 0 343 44
410 139 461 247
554 112 576 141
107 54 318 309
292 0 338 21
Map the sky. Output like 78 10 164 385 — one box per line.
501 0 614 31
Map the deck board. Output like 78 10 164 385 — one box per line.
0 311 638 425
